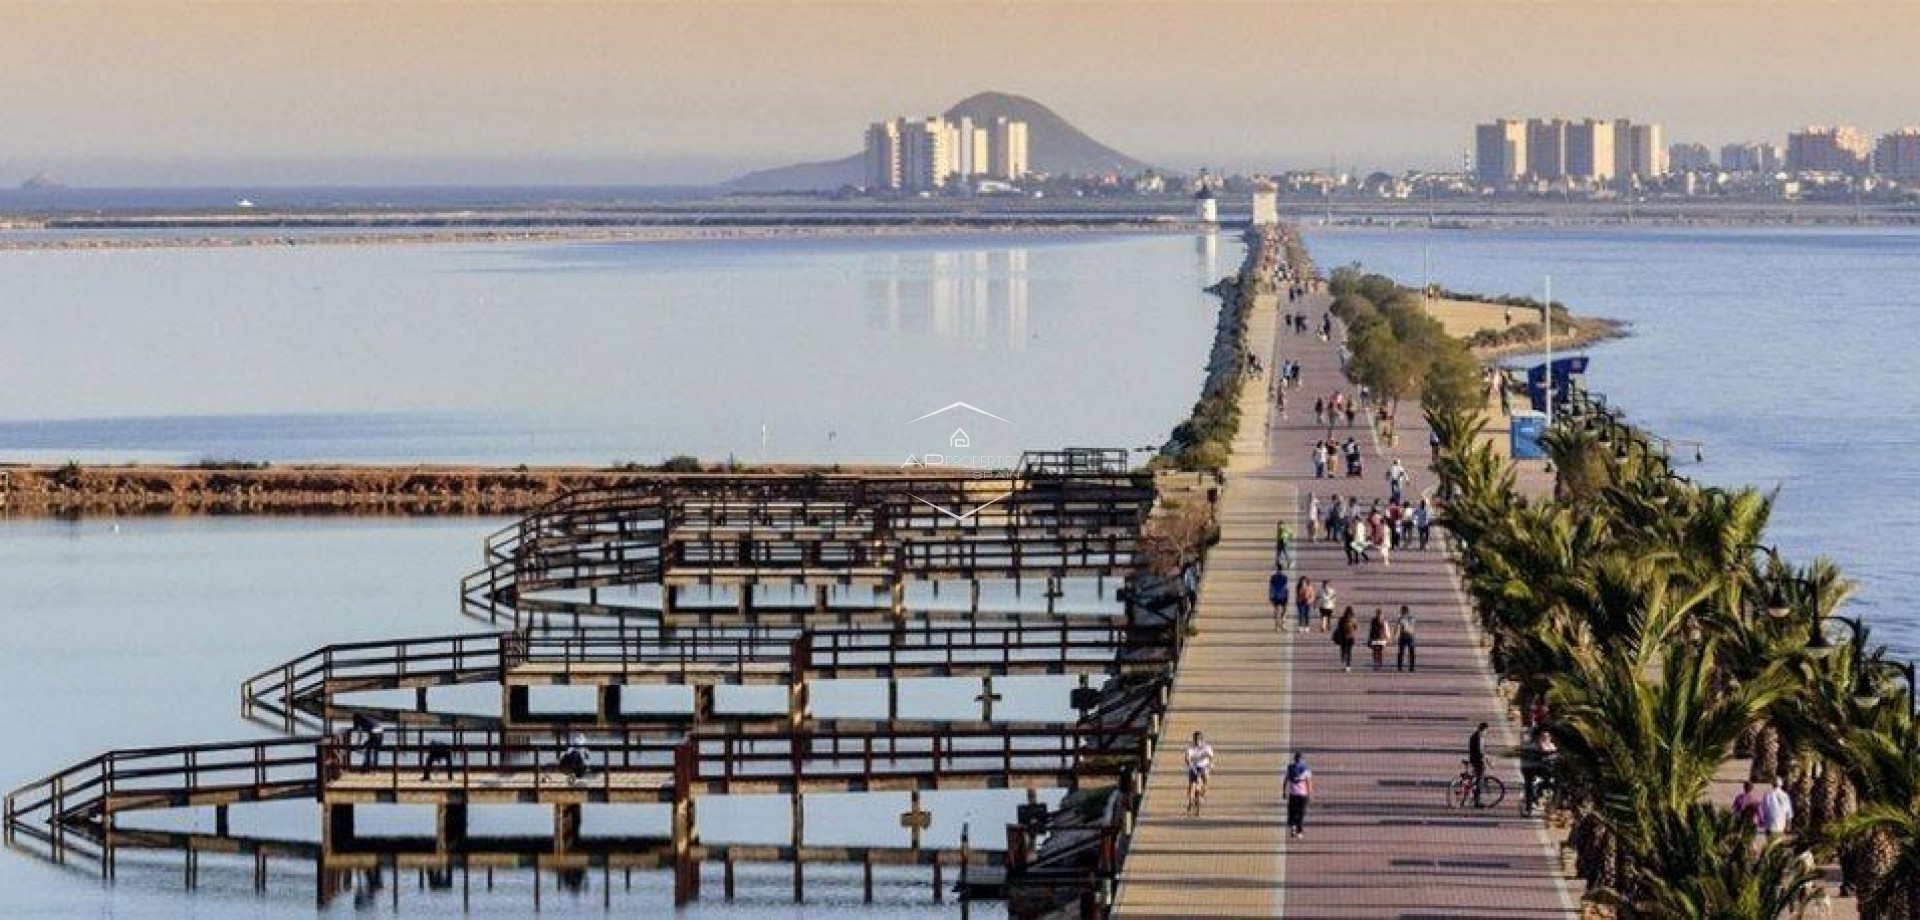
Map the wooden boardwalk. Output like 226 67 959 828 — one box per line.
1115 290 1578 918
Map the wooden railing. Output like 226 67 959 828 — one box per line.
5 737 321 829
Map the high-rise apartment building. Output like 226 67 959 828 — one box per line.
1565 119 1617 184
864 121 902 192
1474 119 1528 187
1719 141 1783 174
1874 128 1920 178
1612 120 1666 184
1786 127 1871 175
1668 142 1713 172
897 117 955 191
1526 118 1568 180
986 117 1030 181
866 114 1026 191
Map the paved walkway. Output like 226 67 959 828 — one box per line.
1115 289 1578 918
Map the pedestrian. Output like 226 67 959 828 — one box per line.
1269 565 1289 629
1274 520 1294 569
420 738 454 781
1285 753 1314 839
1318 580 1337 632
1761 783 1794 839
1468 722 1490 806
1185 731 1216 815
1295 577 1317 633
1367 609 1390 670
1344 402 1357 428
1312 440 1329 478
1313 398 1326 428
1733 781 1763 831
1333 607 1358 672
1387 458 1408 504
1306 494 1323 542
1415 499 1433 550
352 712 384 769
1344 521 1364 566
1395 605 1418 671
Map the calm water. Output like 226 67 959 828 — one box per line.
1306 227 1920 658
0 232 1231 466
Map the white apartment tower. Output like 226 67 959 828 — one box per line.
864 121 901 191
987 117 1030 181
898 117 956 191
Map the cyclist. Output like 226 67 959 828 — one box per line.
1185 731 1216 815
1467 722 1490 807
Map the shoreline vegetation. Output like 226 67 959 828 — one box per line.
1426 290 1628 358
1431 399 1919 917
1397 304 1915 913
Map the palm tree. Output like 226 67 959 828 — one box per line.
1623 805 1823 919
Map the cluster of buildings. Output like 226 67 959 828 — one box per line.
1476 119 1920 197
863 115 1030 193
1474 117 1668 190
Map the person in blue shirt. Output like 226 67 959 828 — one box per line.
1268 565 1289 629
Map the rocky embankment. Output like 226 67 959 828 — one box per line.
0 463 891 517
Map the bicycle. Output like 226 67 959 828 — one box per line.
1447 760 1506 809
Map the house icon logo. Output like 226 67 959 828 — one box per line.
950 428 970 448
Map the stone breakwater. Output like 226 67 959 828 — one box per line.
1159 225 1295 470
0 463 899 517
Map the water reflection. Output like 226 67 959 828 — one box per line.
865 248 1030 350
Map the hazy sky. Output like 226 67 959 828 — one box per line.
4 1 1919 185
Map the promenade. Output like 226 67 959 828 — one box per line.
1114 287 1578 917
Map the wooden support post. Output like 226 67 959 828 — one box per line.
414 686 429 713
969 579 981 614
214 804 230 837
737 584 752 617
322 803 355 855
787 680 810 732
977 676 1001 722
437 803 468 854
598 684 622 723
814 584 829 614
791 792 805 903
888 579 906 626
672 739 699 906
863 854 874 903
900 790 931 851
723 856 735 900
886 679 900 722
553 803 581 853
692 685 717 724
1046 576 1058 615
933 856 944 903
661 585 679 627
505 686 531 724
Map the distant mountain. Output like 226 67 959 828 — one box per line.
19 170 67 191
723 91 1153 193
